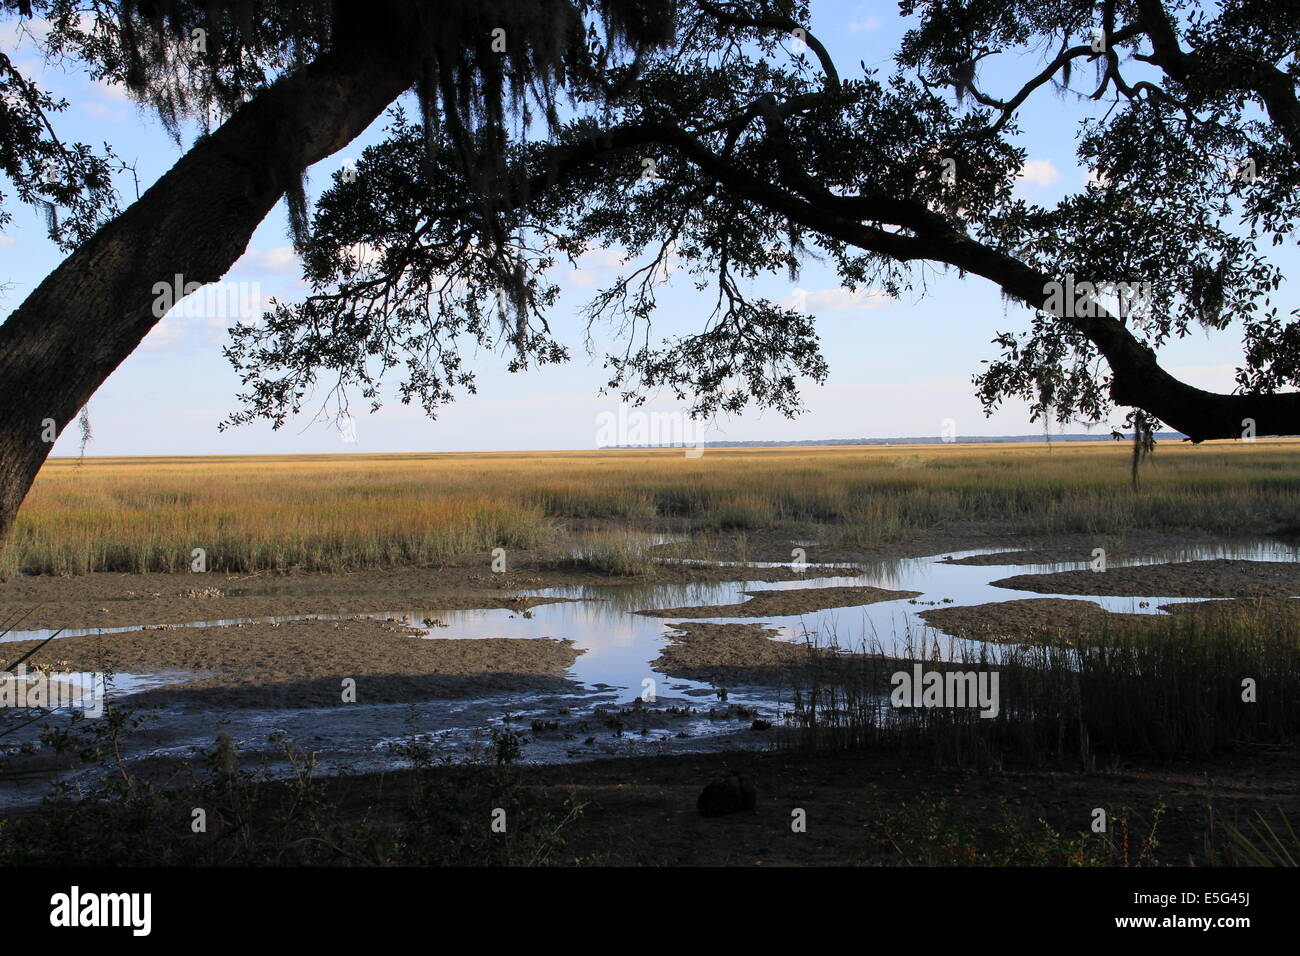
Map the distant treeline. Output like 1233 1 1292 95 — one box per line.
603 432 1189 449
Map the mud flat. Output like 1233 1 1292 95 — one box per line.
919 598 1150 644
938 550 1048 566
3 532 1296 805
3 618 584 707
635 585 919 619
651 621 891 686
991 558 1300 598
1160 597 1300 619
0 561 814 630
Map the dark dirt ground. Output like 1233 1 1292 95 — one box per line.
13 744 1287 866
651 621 834 684
494 745 1300 865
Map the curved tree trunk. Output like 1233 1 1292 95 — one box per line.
0 13 419 549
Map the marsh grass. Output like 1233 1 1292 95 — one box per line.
1221 811 1299 866
561 529 663 576
5 440 1300 575
779 606 1300 766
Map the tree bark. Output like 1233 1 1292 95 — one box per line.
0 12 420 548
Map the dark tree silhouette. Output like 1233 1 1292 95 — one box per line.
230 0 1300 450
0 0 673 546
2 0 1299 555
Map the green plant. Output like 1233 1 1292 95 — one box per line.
875 798 1165 867
1222 811 1299 866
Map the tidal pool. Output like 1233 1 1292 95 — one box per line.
2 538 1295 806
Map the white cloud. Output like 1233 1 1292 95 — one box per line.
146 278 270 349
549 242 686 291
141 316 185 351
343 242 385 270
782 286 892 314
0 18 50 55
651 239 681 283
80 79 133 121
144 301 263 351
581 247 627 270
564 246 628 288
559 243 682 289
202 313 237 345
234 246 301 276
96 80 132 102
0 235 16 247
1017 159 1061 187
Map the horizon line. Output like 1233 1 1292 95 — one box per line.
49 432 1300 463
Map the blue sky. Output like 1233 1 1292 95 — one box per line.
0 1 1275 456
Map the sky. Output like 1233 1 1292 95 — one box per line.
0 1 1281 457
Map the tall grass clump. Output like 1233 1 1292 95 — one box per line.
1220 811 1300 866
560 529 662 576
780 608 1300 766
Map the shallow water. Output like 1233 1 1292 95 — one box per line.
7 539 1297 680
2 538 1296 806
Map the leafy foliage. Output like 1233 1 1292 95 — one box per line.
5 0 1300 437
226 0 1300 435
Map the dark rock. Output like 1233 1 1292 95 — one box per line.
697 773 757 817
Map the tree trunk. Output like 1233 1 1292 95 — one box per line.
0 15 419 550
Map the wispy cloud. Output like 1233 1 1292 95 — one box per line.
1017 159 1061 187
234 246 302 276
782 286 892 313
141 316 185 351
563 246 626 288
95 80 132 102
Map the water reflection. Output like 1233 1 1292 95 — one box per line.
6 539 1297 694
1 537 1296 804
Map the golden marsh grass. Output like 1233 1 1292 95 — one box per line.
5 439 1299 575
